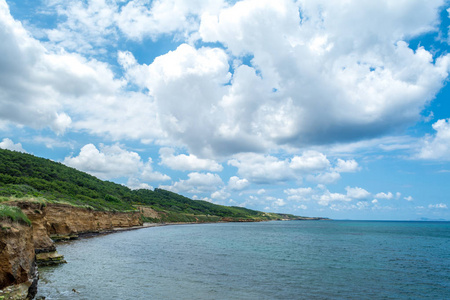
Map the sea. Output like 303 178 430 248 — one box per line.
36 220 450 300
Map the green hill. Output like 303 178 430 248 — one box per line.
0 149 314 222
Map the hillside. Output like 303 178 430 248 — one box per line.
0 149 317 222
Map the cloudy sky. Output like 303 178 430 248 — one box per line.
1 0 450 220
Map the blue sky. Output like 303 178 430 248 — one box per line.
1 0 450 220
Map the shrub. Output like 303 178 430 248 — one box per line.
0 204 32 226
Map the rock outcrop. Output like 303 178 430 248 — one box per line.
0 220 38 300
10 201 141 249
0 201 143 299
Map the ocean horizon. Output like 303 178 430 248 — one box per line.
37 220 450 299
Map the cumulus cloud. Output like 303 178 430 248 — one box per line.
0 138 26 152
109 0 450 157
307 172 341 185
282 185 403 209
195 0 450 154
284 187 313 201
211 188 230 200
404 196 414 201
0 2 72 134
3 0 450 159
274 198 286 207
159 172 224 194
417 119 450 160
346 186 371 200
315 190 350 206
120 44 236 156
0 0 155 139
127 178 153 190
228 150 360 185
63 143 170 183
43 0 225 51
334 159 360 173
228 176 250 191
0 1 165 143
374 192 395 200
228 153 292 184
312 185 374 206
159 147 223 172
290 151 330 173
2 0 450 217
117 0 225 40
44 0 119 54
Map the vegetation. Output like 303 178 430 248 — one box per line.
0 204 31 226
0 149 311 222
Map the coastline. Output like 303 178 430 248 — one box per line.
0 200 326 300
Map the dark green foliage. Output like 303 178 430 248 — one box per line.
0 149 303 221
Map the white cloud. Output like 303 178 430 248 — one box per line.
228 153 292 184
120 44 236 156
315 191 350 206
0 2 73 134
127 178 153 191
404 196 414 201
284 187 313 201
64 143 140 179
346 186 371 200
417 119 450 160
228 150 363 185
0 1 158 140
43 0 226 50
228 176 250 191
3 0 449 160
159 147 223 172
290 151 330 173
334 159 360 173
195 0 450 155
63 143 170 183
0 138 26 153
45 0 119 54
2 0 450 219
257 189 266 195
307 172 341 185
117 0 225 41
31 136 74 149
160 172 224 194
113 0 450 158
274 198 286 207
211 188 230 200
374 192 394 200
428 203 448 209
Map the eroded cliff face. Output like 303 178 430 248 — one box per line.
0 220 38 300
11 201 142 251
0 201 143 299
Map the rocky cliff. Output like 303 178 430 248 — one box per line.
0 220 38 300
0 201 143 299
12 201 142 252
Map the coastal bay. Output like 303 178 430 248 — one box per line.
37 220 450 300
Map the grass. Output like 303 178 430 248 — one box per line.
0 204 32 226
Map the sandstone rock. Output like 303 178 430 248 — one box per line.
36 251 66 267
1 200 143 299
0 220 38 300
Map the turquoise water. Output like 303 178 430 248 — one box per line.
37 221 450 299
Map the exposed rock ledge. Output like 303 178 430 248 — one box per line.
0 201 142 299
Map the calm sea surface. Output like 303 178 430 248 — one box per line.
36 221 450 300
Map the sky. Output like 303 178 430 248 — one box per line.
1 0 450 220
